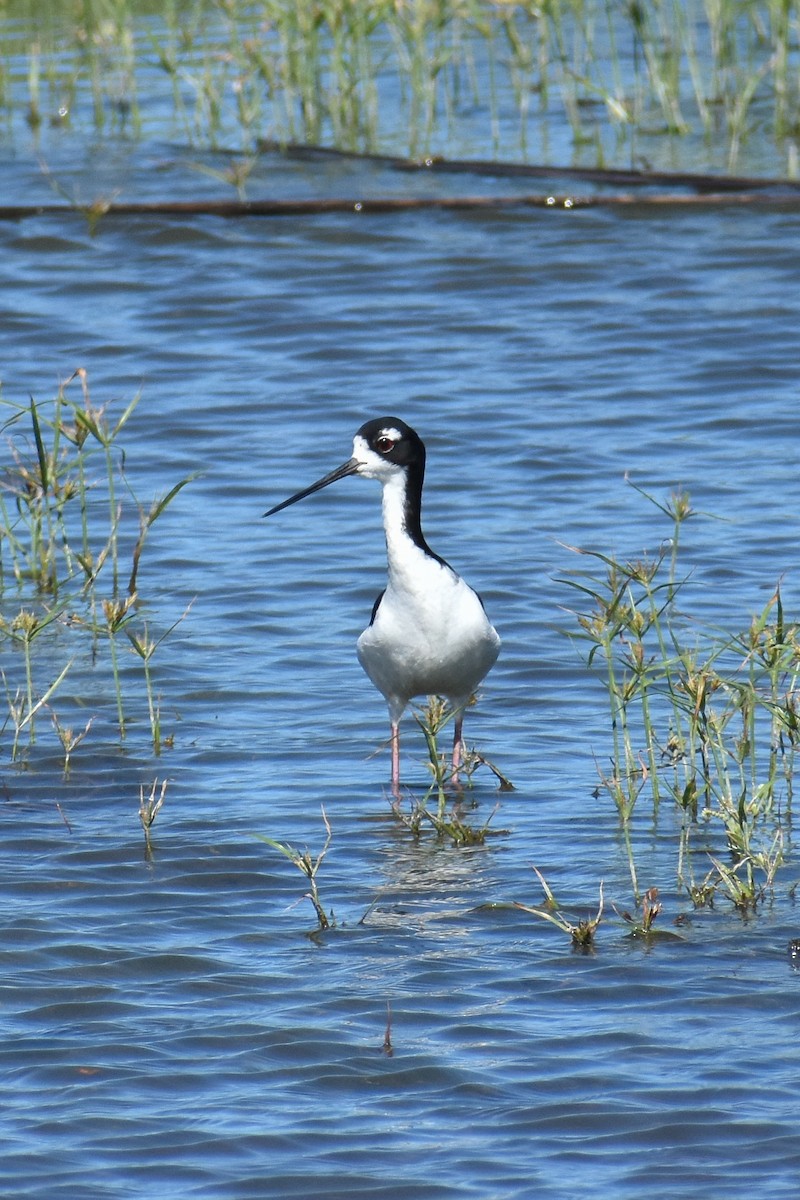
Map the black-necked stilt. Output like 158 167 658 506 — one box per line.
265 418 500 794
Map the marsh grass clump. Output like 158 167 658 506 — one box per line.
139 776 168 859
613 885 685 941
514 866 604 951
386 696 508 846
4 2 800 171
561 482 798 914
0 371 194 762
256 807 336 931
51 711 94 777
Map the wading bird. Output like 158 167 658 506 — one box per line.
265 418 500 794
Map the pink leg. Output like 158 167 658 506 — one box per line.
391 720 401 796
452 710 464 785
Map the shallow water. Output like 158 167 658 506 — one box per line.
2 29 800 1200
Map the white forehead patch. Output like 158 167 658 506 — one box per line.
352 434 373 460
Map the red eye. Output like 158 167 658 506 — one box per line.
376 436 394 453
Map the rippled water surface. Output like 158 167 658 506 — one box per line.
2 85 800 1200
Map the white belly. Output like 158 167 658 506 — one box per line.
356 561 500 719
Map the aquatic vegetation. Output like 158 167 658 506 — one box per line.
415 694 513 795
2 1 800 171
383 695 505 845
561 482 799 913
256 807 336 931
612 885 684 940
0 371 194 762
139 776 168 859
51 711 94 778
127 604 194 754
382 1002 394 1056
514 866 604 951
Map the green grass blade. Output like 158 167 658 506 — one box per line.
29 397 49 494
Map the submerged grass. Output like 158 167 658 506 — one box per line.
139 776 168 858
256 807 336 931
514 866 604 951
0 371 194 766
560 481 799 915
2 1 800 171
387 695 509 846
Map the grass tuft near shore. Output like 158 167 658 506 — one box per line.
0 370 194 767
560 482 798 915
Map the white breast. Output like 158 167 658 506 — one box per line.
357 543 500 720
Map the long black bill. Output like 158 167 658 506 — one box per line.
263 457 360 518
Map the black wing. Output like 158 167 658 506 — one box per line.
368 590 385 625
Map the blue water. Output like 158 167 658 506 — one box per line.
2 23 800 1200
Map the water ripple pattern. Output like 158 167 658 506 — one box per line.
1 146 800 1199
